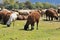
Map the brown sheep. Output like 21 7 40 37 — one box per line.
45 9 58 21
1 9 12 24
24 10 41 30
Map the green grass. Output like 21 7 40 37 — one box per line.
0 19 60 40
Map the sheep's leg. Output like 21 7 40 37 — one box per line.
36 20 39 30
13 20 15 28
31 23 34 30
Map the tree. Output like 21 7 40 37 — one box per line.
14 1 19 9
3 0 15 5
43 2 51 9
19 3 25 9
25 1 33 9
3 0 57 9
31 4 36 9
3 0 15 9
35 2 44 9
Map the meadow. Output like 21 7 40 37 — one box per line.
0 17 60 40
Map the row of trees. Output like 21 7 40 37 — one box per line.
3 0 57 10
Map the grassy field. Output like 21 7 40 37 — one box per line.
0 18 60 40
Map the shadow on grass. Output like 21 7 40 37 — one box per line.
53 21 60 22
42 19 50 21
19 28 33 31
56 27 60 30
43 19 60 22
2 26 8 28
19 29 24 30
0 22 11 28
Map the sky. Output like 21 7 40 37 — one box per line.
19 0 60 5
0 0 60 5
30 0 60 4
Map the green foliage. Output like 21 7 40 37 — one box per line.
14 3 19 9
19 3 25 9
3 0 57 9
5 4 14 10
3 0 15 5
35 2 44 9
30 4 36 9
43 2 51 9
25 1 33 9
